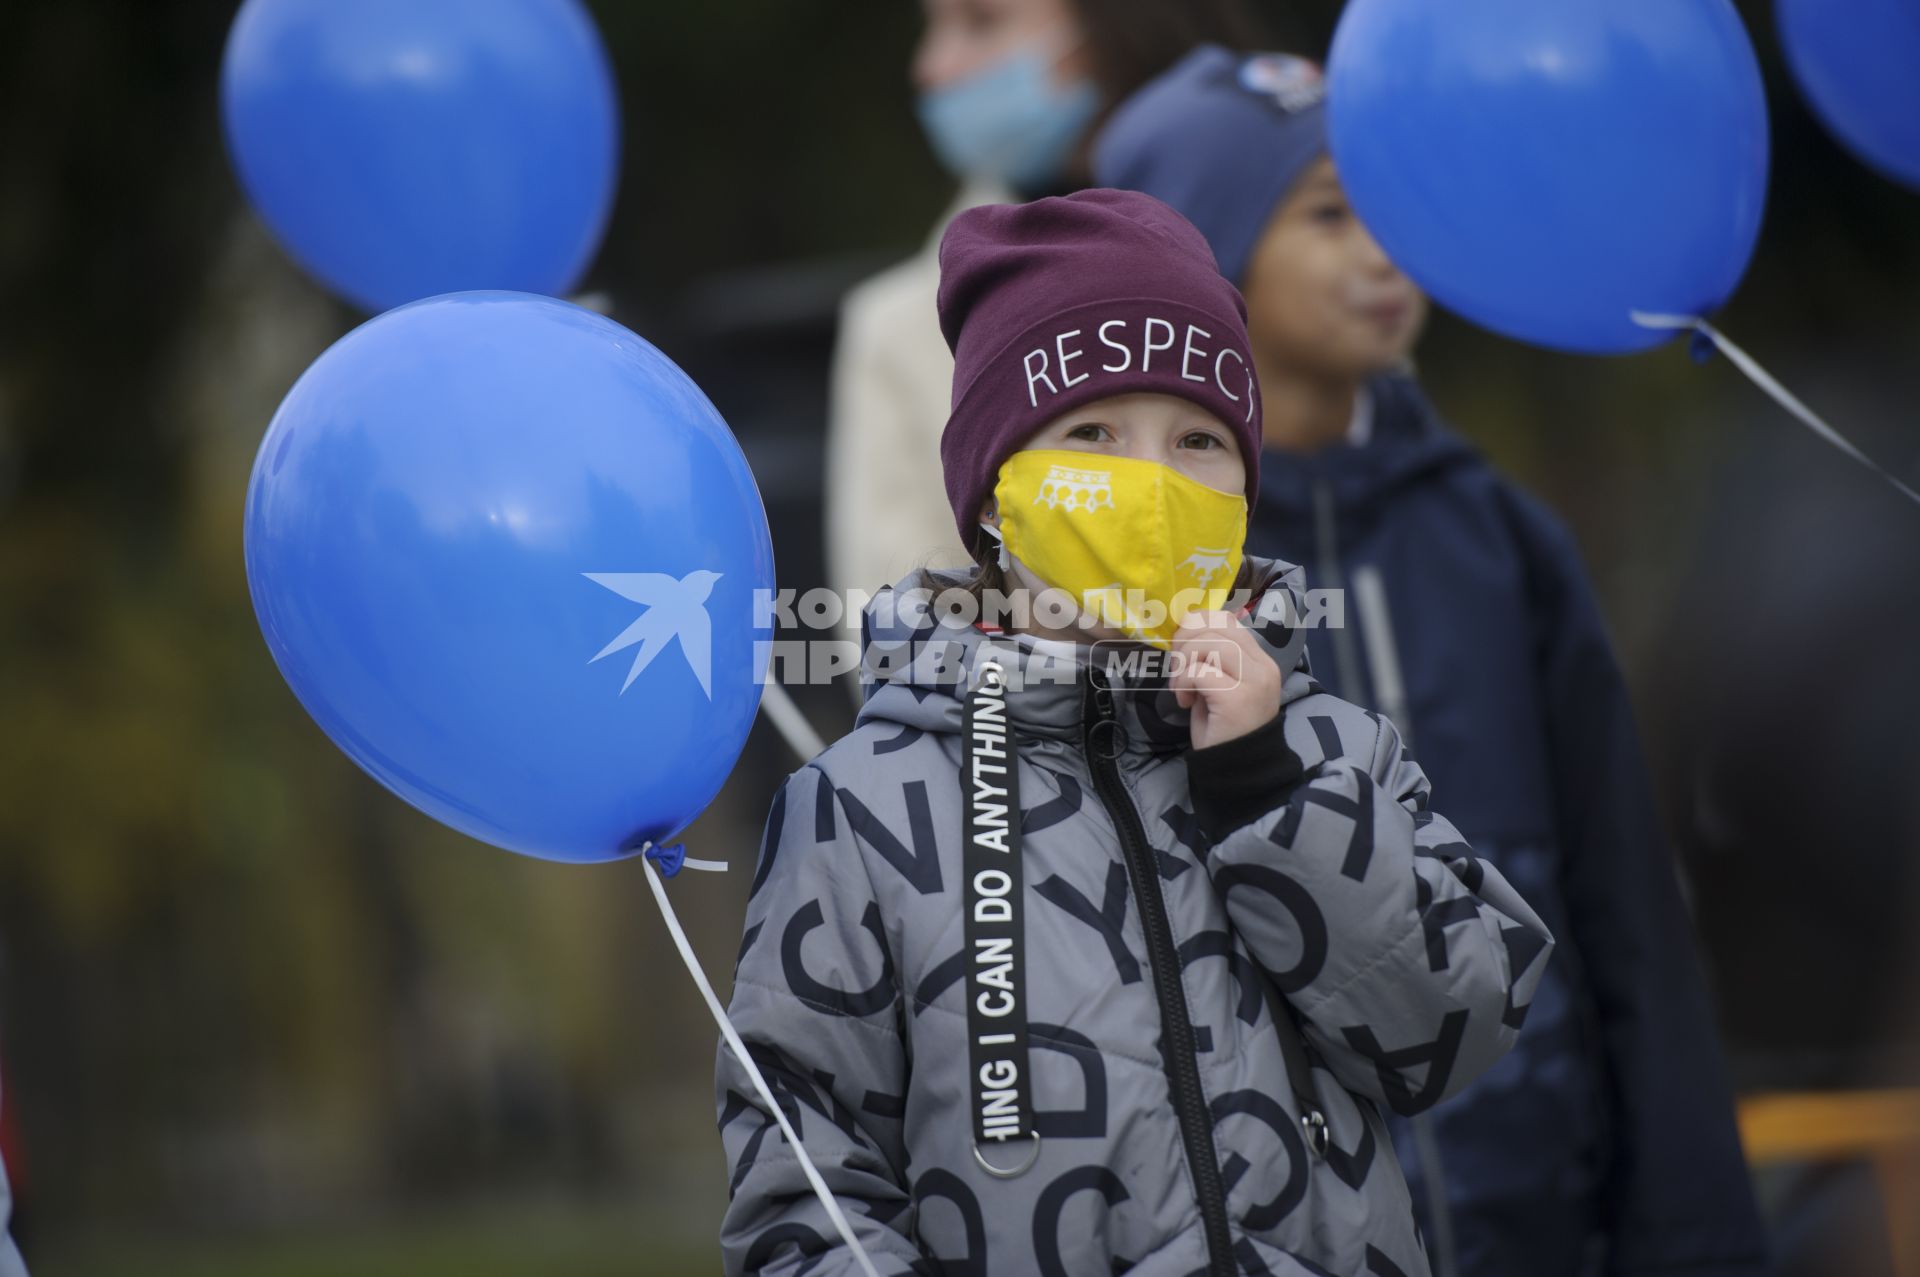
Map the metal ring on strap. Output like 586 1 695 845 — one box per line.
972 1134 1042 1179
1087 715 1125 762
1300 1109 1330 1160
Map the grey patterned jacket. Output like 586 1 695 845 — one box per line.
716 559 1553 1276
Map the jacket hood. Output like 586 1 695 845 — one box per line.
854 554 1313 755
1257 374 1481 516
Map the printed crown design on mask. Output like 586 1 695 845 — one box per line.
936 188 1263 558
1033 464 1116 513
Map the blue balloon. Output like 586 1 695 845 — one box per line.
1328 0 1770 355
245 293 775 863
221 0 620 313
1779 0 1920 191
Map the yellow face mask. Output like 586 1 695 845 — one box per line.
988 449 1247 649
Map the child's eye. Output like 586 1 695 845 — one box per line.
1066 422 1112 442
1311 203 1350 226
1180 431 1224 450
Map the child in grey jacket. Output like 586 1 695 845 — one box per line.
716 189 1552 1276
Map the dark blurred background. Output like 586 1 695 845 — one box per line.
2 1 1917 1274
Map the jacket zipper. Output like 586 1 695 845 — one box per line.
1083 667 1236 1277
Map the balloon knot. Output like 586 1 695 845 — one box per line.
1689 330 1718 365
646 842 688 878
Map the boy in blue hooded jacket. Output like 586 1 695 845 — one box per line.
1096 45 1767 1277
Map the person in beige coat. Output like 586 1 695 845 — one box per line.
828 180 1010 606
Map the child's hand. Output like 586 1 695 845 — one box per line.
1171 610 1284 750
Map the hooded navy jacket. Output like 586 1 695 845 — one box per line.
1246 374 1766 1277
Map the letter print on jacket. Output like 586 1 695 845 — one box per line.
716 558 1553 1277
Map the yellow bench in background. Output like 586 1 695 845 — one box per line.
1740 1089 1920 1276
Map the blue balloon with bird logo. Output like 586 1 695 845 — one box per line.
245 292 775 862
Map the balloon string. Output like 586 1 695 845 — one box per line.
759 680 829 762
639 849 885 1277
1631 311 1920 508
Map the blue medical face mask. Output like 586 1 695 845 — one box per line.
916 37 1102 192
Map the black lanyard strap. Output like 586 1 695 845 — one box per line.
1258 974 1329 1160
962 660 1040 1178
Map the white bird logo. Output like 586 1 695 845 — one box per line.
584 570 722 699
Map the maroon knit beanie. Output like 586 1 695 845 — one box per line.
936 188 1262 557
